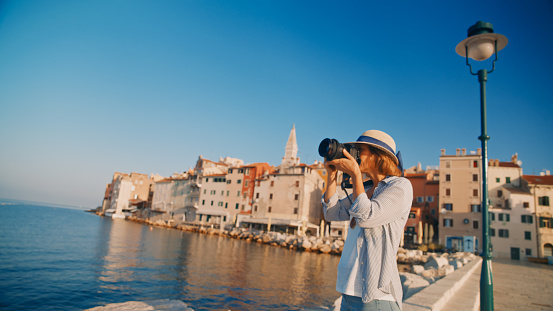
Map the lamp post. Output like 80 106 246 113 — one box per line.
456 21 508 311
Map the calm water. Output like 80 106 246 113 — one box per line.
0 202 341 310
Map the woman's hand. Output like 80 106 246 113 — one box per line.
325 149 361 178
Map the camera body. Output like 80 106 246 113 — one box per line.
318 138 361 164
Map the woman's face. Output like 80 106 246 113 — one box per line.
357 144 375 174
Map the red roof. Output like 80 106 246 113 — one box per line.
523 175 553 185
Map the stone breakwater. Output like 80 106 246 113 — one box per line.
127 216 346 254
398 249 478 300
125 216 477 300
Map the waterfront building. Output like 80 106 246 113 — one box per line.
405 166 440 246
102 172 155 218
226 163 274 227
522 173 553 258
196 173 230 227
151 178 175 214
438 148 483 252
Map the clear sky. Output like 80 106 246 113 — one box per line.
1 0 552 208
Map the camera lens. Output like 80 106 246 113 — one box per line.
318 138 342 161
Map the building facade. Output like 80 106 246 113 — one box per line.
523 173 553 258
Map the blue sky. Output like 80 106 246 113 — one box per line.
1 0 552 208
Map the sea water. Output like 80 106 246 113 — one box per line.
0 201 340 310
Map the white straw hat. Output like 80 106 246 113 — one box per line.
346 130 403 172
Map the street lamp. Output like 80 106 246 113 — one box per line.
456 21 508 311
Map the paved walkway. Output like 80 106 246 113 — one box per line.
491 258 553 311
442 258 553 311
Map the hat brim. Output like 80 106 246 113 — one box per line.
345 141 399 165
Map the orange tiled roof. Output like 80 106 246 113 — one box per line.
523 175 553 185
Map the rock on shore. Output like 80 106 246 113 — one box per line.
86 299 193 311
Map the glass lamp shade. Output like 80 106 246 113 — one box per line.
456 33 508 61
467 37 495 61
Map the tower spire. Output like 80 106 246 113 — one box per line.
281 124 299 168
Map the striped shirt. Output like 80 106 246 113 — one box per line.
322 176 413 309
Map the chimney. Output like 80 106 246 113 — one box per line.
477 148 481 155
441 149 446 156
489 159 494 167
462 148 466 155
456 148 460 156
495 159 499 167
546 170 551 176
511 153 518 164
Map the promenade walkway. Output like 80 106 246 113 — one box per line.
490 258 553 311
405 257 553 311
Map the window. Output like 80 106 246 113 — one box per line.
269 193 273 200
245 168 250 175
210 201 214 206
498 213 510 222
523 202 529 208
225 203 228 209
417 197 424 203
256 193 259 199
473 174 478 182
538 196 550 206
409 212 416 219
268 206 272 213
471 204 481 212
237 180 242 184
294 194 299 200
473 160 478 168
524 231 532 240
497 190 503 197
235 203 239 210
226 191 229 196
430 209 436 215
228 169 233 174
443 203 453 211
445 174 451 182
443 219 453 227
202 200 205 205
496 178 500 183
203 189 207 194
446 161 451 168
490 228 495 236
205 178 209 182
539 217 552 228
473 189 478 197
296 181 300 187
426 196 434 202
218 202 223 207
270 181 274 187
490 212 495 221
498 229 509 238
254 206 258 212
446 188 451 196
227 180 231 184
506 177 511 184
238 169 244 173
237 191 240 197
521 215 533 224
473 220 479 229
245 180 249 187
241 205 245 211
526 249 532 256
294 208 298 214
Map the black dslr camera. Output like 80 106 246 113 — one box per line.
318 138 362 189
318 138 361 164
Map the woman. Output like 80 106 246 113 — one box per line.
322 130 413 311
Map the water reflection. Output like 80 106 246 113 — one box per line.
94 218 340 310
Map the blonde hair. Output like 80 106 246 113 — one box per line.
369 146 402 177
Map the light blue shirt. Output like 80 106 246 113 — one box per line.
322 176 413 309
